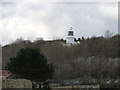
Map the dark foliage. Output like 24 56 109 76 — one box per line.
5 47 54 82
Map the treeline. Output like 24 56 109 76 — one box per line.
2 34 120 87
53 57 119 87
2 34 120 68
41 35 120 64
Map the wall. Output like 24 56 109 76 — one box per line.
2 79 32 89
51 85 100 90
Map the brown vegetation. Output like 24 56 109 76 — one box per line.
2 34 120 87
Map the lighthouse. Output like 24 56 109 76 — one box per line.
66 27 75 45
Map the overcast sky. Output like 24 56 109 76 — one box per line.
0 0 119 45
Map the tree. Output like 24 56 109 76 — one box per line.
6 47 54 82
104 30 114 38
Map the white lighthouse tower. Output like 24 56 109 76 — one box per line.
66 27 75 45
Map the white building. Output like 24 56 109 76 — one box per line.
66 27 76 45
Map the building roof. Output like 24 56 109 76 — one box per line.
0 70 9 76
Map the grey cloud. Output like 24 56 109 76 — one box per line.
1 1 118 45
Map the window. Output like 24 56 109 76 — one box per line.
68 31 73 36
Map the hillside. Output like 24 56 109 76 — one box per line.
2 35 120 68
2 35 120 87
